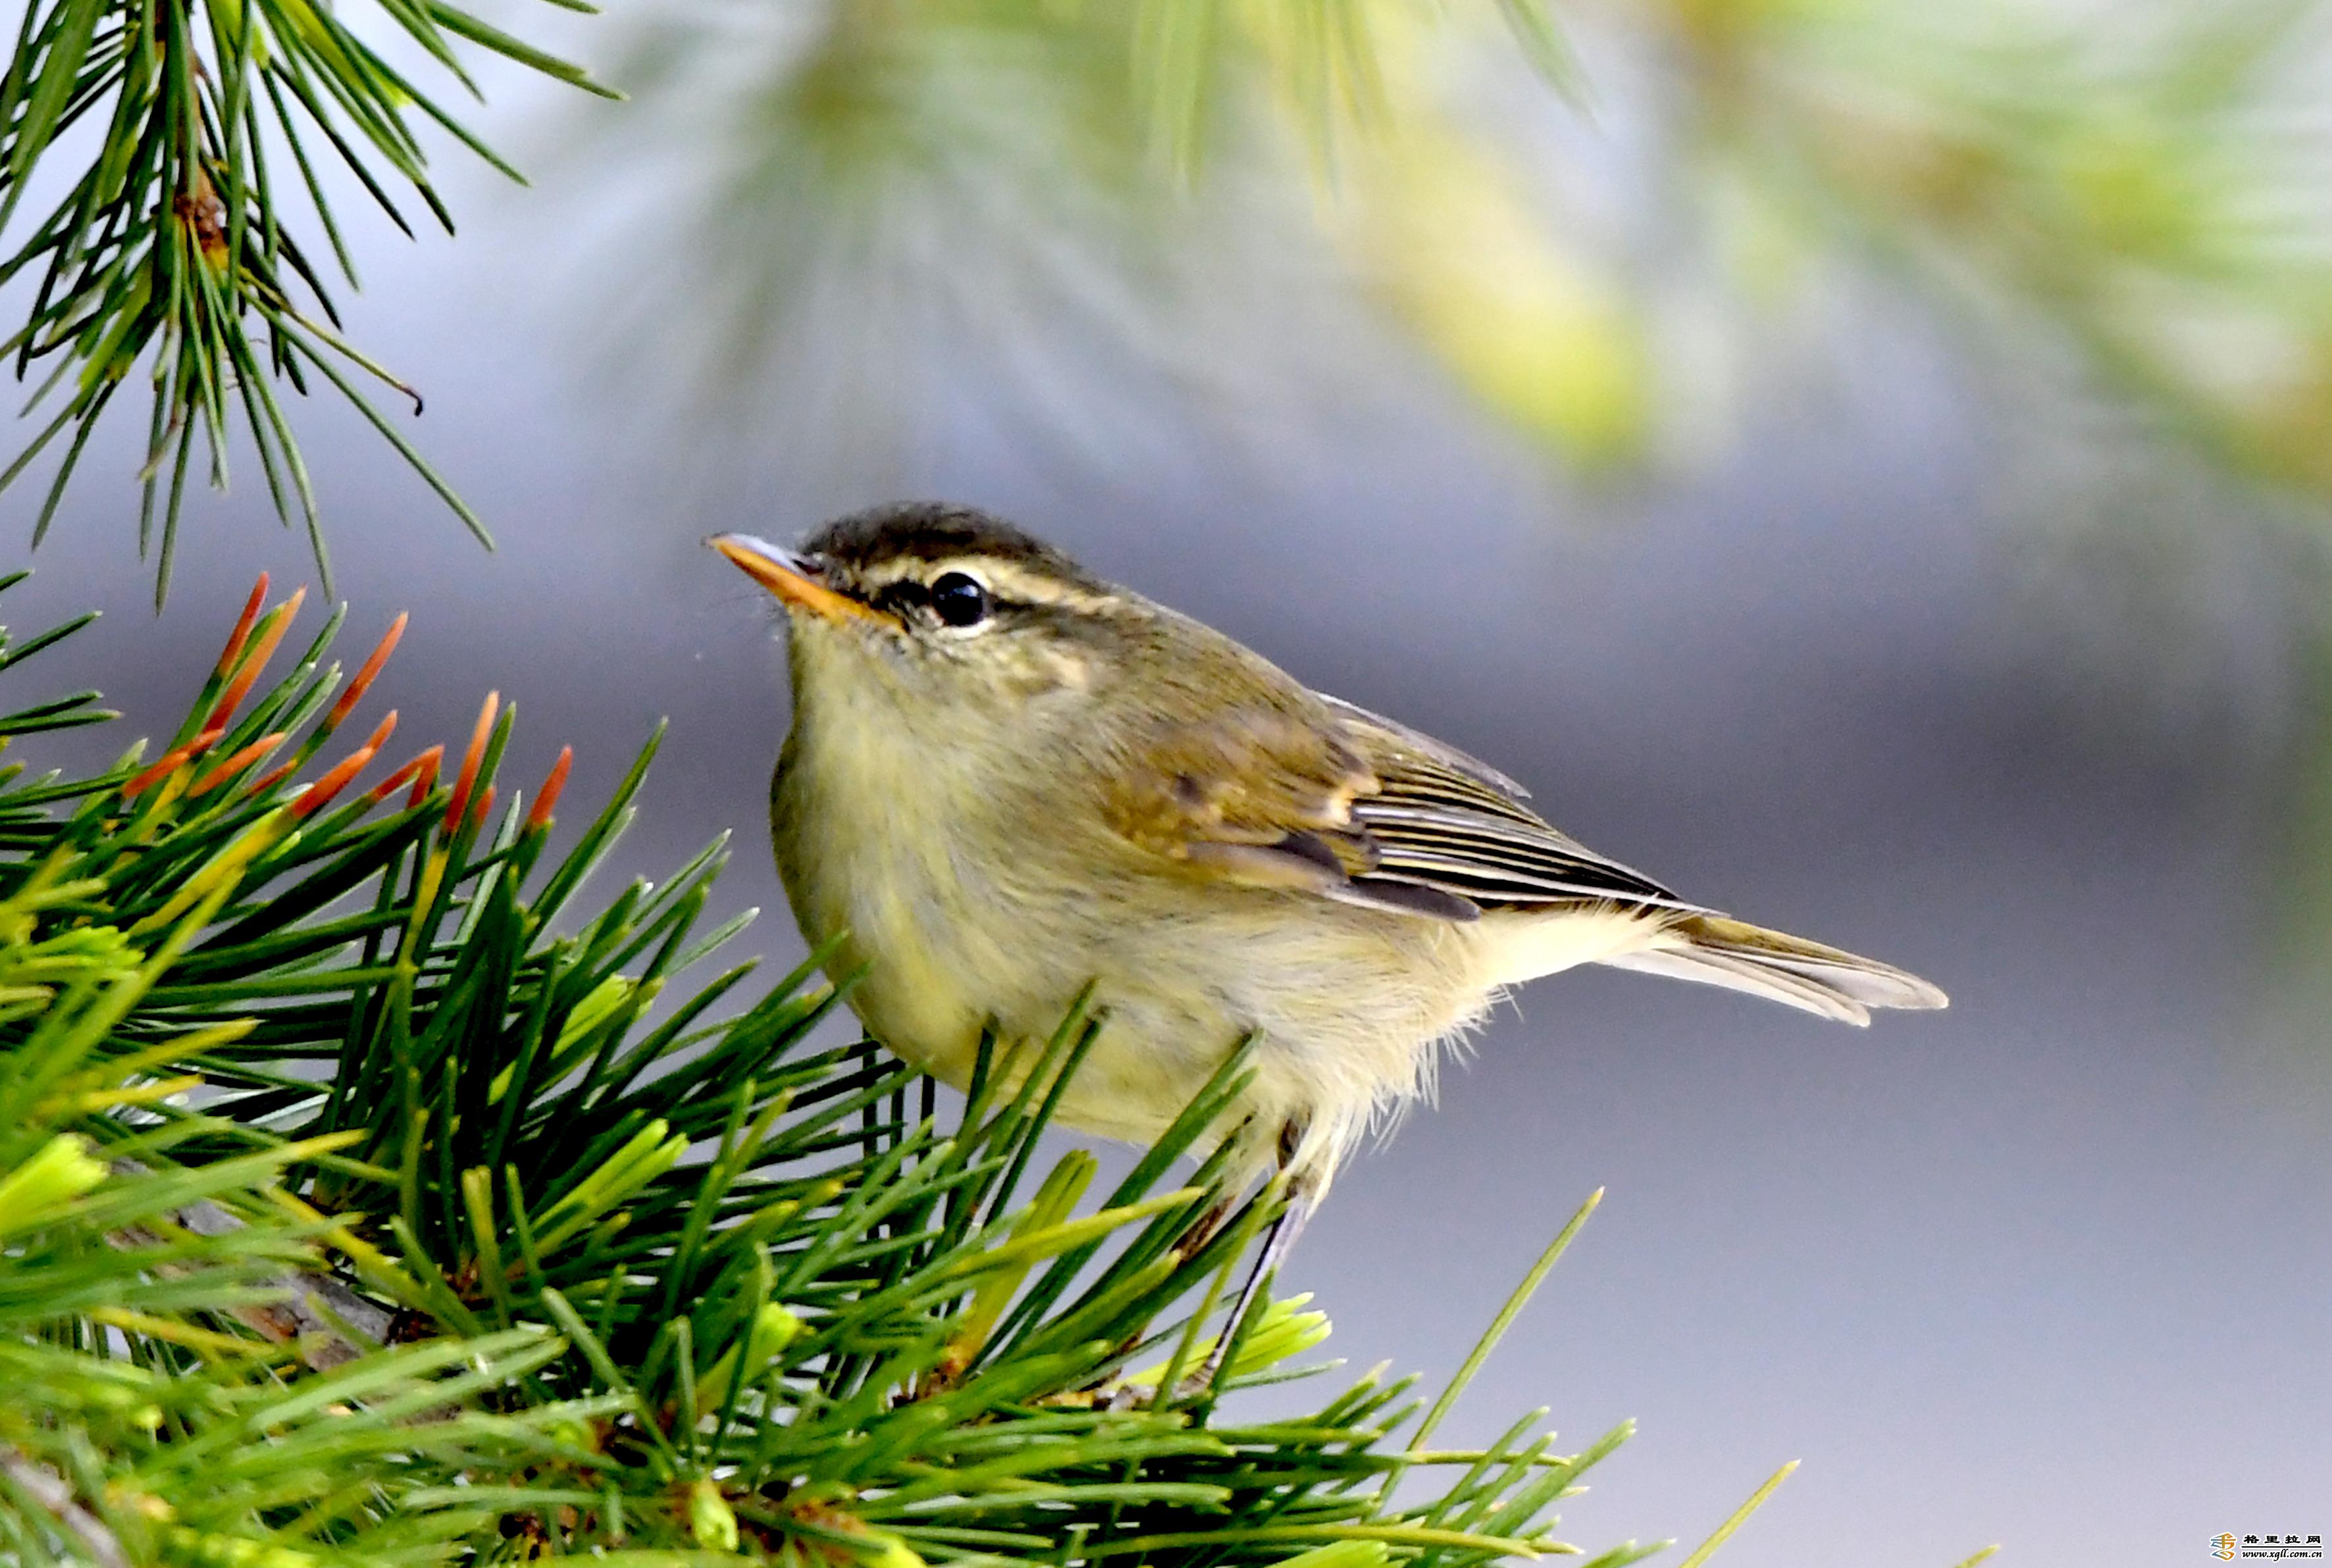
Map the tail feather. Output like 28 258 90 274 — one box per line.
1603 913 1948 1026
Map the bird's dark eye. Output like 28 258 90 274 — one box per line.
929 571 991 628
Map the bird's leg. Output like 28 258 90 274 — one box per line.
1168 1192 1237 1264
1087 1119 1316 1410
1182 1181 1314 1394
1075 1167 1246 1406
1103 1180 1314 1413
1173 1117 1317 1401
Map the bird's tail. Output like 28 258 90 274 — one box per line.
1603 913 1947 1026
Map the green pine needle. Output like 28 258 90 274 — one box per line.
1673 1461 1798 1568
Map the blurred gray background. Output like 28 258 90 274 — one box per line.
6 3 2331 1563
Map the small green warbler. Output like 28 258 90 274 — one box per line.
716 503 1944 1383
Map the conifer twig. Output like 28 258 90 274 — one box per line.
0 0 613 601
106 1157 395 1367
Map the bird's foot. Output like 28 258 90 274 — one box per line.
1095 1364 1220 1412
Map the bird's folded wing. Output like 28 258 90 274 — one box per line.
1349 739 1704 913
1312 693 1533 800
1100 696 1699 923
1101 706 1375 861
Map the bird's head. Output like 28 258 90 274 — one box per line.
712 503 1145 718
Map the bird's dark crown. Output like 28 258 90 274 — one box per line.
803 503 1099 588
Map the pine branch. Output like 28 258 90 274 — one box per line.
0 0 613 605
0 820 608 1567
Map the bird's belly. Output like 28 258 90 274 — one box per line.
901 901 1495 1176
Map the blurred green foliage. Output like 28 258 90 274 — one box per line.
1666 0 2332 495
609 0 2331 505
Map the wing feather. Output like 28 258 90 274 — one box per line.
1313 693 1532 800
1101 683 1692 924
1342 717 1699 915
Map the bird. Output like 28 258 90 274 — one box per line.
713 501 1945 1380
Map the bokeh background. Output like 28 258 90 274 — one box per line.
7 1 2332 1562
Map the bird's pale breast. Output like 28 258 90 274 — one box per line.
769 657 1582 1185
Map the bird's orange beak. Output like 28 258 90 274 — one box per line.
710 534 884 625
